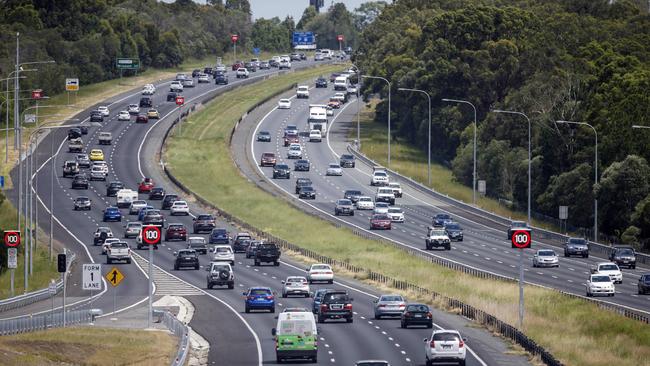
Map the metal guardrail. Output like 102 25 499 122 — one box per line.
0 307 101 336
159 310 191 366
346 145 650 266
0 252 76 313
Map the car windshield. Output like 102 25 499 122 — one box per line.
569 238 586 245
538 250 556 257
346 191 361 196
189 238 205 244
380 295 403 302
297 160 308 164
259 131 270 135
374 172 387 177
290 146 300 151
312 265 330 271
169 225 183 229
287 277 305 283
376 203 389 207
276 165 289 169
600 264 619 271
76 197 89 202
618 249 634 255
338 200 352 205
592 275 611 282
197 215 212 220
133 200 145 205
127 223 140 228
379 189 392 194
302 187 313 192
373 215 389 220
250 289 271 296
436 214 450 220
263 153 274 158
341 155 353 160
211 264 229 271
406 304 428 312
280 99 290 103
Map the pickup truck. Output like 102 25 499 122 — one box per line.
106 241 132 264
254 243 281 266
98 132 112 145
68 138 83 153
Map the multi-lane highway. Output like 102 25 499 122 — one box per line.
10 59 534 365
248 80 650 315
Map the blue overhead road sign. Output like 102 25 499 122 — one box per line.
292 32 316 50
0 176 4 189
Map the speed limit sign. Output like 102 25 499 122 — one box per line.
3 231 21 247
511 229 531 249
142 225 161 246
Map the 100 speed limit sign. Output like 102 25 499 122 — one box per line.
142 226 161 246
511 229 531 249
3 231 21 248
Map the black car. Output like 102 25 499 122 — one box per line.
174 249 199 270
329 73 341 83
317 290 353 323
80 125 88 135
344 189 362 203
106 181 124 197
256 131 271 142
339 154 355 168
149 187 165 200
444 222 464 242
73 196 91 211
167 92 178 102
161 194 179 210
244 62 257 72
90 112 103 122
71 174 89 189
294 159 310 171
269 59 279 68
298 186 316 199
273 164 291 179
139 97 152 108
315 77 328 88
638 274 650 295
215 73 229 85
400 303 432 328
193 214 216 234
609 246 637 269
233 234 252 253
68 128 82 140
203 67 213 75
254 243 281 266
299 53 307 60
295 178 312 194
209 228 230 244
192 69 201 78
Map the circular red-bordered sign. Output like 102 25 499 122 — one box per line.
4 231 21 247
231 34 239 42
511 229 531 249
142 226 161 245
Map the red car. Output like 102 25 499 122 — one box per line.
136 114 149 123
165 223 187 241
232 61 244 71
260 152 277 167
370 214 392 230
328 99 342 109
138 178 155 193
283 134 299 147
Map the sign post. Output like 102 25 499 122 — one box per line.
4 231 20 297
105 266 125 317
511 228 531 329
0 175 4 189
337 34 344 53
231 34 239 64
48 279 56 326
175 96 185 136
57 249 67 327
116 58 141 83
559 205 568 233
142 225 161 328
65 78 79 105
82 263 102 291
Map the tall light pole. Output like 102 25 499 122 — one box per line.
633 125 650 129
362 75 391 167
557 121 598 242
399 88 431 186
348 63 361 149
443 98 478 204
491 109 532 330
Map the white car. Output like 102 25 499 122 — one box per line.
325 163 342 176
89 165 106 181
170 200 190 216
591 262 623 284
236 68 249 78
97 106 110 117
197 74 210 83
296 85 309 99
170 81 183 92
424 330 467 366
306 263 333 284
326 106 334 116
102 238 121 255
281 276 310 297
374 202 390 215
287 143 302 159
92 161 108 175
182 78 194 88
532 249 559 268
278 99 291 109
356 196 375 210
332 92 347 103
142 84 155 95
371 170 389 186
128 104 140 114
123 222 142 239
387 207 405 222
117 111 131 121
211 245 235 265
309 130 322 142
129 200 147 215
347 85 358 94
314 53 324 61
388 182 403 198
586 274 615 297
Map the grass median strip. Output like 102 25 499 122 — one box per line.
0 327 176 365
164 67 650 365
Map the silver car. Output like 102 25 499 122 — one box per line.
281 276 310 298
123 222 142 239
373 294 406 319
532 249 559 268
129 200 147 215
326 163 343 176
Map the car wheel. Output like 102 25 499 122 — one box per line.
346 316 353 323
317 315 324 323
459 360 466 366
585 254 589 258
400 321 406 328
374 314 380 320
632 265 636 269
427 323 433 328
245 306 250 313
174 265 179 270
254 260 259 266
228 283 234 289
564 252 569 257
127 259 132 264
274 261 279 266
195 265 199 270
586 292 592 297
107 258 112 264
270 307 275 313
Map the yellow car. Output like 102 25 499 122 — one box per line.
89 149 104 161
147 109 160 119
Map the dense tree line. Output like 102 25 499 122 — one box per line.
356 0 650 249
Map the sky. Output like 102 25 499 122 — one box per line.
249 0 369 21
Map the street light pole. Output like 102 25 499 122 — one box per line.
443 98 478 204
557 121 599 242
362 75 391 167
347 63 362 149
399 88 431 186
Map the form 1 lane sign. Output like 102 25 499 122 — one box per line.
511 229 532 249
3 231 20 247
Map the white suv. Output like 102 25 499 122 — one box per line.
281 276 310 298
170 81 183 92
296 85 309 99
287 143 302 159
590 262 623 284
212 245 235 265
371 170 389 186
424 330 466 366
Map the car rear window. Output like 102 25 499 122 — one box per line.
312 265 330 270
324 293 349 302
433 332 460 342
250 289 271 295
380 295 403 302
111 242 128 248
197 215 213 220
600 264 619 271
216 247 231 253
406 304 428 312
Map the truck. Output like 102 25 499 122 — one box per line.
116 189 138 208
333 76 350 91
106 241 132 264
308 105 328 135
98 132 112 145
254 242 281 266
62 160 79 177
68 138 83 153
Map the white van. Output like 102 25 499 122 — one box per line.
116 189 138 208
333 76 350 91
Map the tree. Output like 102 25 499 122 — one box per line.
536 163 594 228
297 6 318 30
354 1 387 30
225 0 250 15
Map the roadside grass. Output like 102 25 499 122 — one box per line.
164 68 650 366
355 101 561 232
0 326 175 365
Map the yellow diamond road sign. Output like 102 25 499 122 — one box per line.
106 267 125 287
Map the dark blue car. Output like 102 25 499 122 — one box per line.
103 207 122 222
311 288 334 313
209 228 230 244
244 287 275 313
432 213 452 227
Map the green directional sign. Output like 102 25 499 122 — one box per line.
116 58 140 70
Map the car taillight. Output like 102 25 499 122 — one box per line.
429 340 435 348
459 339 464 348
344 304 352 310
426 312 432 318
266 295 274 300
320 304 328 310
247 296 255 300
404 312 411 317
399 304 405 308
325 271 333 275
378 304 386 308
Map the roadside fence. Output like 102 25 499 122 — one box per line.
0 307 101 336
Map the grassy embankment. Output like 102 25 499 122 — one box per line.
164 66 650 365
0 53 268 298
0 327 176 365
